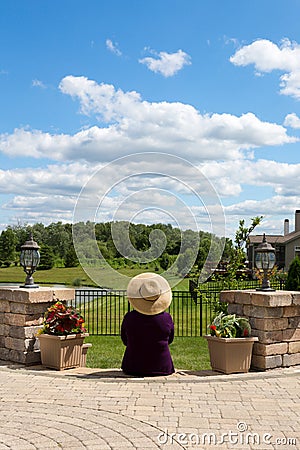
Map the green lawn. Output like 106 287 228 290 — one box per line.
0 265 190 290
0 265 95 286
85 335 211 371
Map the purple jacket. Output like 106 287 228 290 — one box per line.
121 310 175 376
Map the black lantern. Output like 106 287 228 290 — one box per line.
255 233 276 291
20 234 40 288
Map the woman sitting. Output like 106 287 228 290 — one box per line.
121 272 175 377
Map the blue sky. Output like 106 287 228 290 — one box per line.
1 0 300 239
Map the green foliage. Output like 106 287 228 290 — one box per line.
3 260 12 268
64 245 79 268
176 248 195 276
0 220 232 277
212 297 228 316
234 216 263 249
208 313 252 338
72 278 83 286
158 252 171 270
237 318 252 337
285 256 300 290
37 245 55 270
219 216 263 289
0 228 17 262
45 222 72 259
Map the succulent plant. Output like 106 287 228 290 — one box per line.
209 313 252 338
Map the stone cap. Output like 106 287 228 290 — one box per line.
0 287 75 303
220 289 300 307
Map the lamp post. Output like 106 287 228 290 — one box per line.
20 234 40 288
255 233 276 291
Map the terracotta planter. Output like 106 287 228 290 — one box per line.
205 335 258 374
38 333 89 370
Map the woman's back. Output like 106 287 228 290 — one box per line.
121 310 174 376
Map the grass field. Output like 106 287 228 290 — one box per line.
85 335 211 371
0 265 94 285
0 265 190 290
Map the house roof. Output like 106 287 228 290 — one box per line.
249 231 300 245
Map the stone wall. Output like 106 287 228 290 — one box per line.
0 287 75 364
220 290 300 370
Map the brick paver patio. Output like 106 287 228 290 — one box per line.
0 363 299 449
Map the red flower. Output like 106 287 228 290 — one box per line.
41 301 86 335
210 325 217 331
55 324 65 333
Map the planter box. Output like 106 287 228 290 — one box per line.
38 333 89 370
205 335 258 374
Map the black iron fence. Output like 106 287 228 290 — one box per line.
72 289 129 336
72 279 285 337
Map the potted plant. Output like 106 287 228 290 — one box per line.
37 301 89 370
204 313 258 374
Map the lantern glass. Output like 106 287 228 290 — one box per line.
255 253 262 270
268 252 276 270
262 252 271 270
255 250 276 271
20 249 40 269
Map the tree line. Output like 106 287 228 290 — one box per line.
0 221 234 274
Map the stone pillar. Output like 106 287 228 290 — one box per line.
0 287 75 365
220 290 300 370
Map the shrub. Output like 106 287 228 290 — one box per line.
72 278 82 287
285 257 300 291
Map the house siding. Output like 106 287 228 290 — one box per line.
285 237 300 270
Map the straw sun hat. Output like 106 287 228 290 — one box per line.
126 272 172 315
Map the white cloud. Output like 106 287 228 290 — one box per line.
32 79 46 89
0 164 94 225
105 39 122 56
59 75 141 121
1 75 299 234
199 159 300 198
284 113 300 129
5 194 76 212
0 76 296 164
225 196 300 219
139 49 191 77
1 155 300 236
223 195 300 237
230 38 300 99
224 36 240 47
1 114 294 164
0 162 96 195
2 194 77 225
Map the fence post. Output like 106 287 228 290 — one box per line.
199 292 203 336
